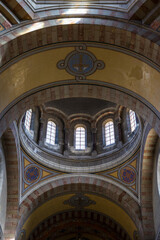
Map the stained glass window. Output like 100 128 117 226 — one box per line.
105 121 115 146
24 109 32 131
75 126 86 150
46 121 56 145
129 110 137 132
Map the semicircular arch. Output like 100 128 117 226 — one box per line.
18 175 144 239
0 82 160 138
141 128 158 239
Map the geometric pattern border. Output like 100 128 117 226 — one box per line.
20 149 63 197
97 149 140 197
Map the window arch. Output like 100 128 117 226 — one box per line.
129 110 137 132
75 126 86 150
104 120 115 146
24 109 32 131
46 121 57 145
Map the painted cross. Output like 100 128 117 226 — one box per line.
73 54 89 72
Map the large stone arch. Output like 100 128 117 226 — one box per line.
0 83 159 138
141 128 158 239
28 209 132 240
2 126 19 240
0 15 160 240
0 18 160 70
0 20 160 137
17 175 143 239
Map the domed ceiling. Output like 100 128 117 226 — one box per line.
0 1 159 240
20 97 142 172
44 98 117 116
18 97 142 220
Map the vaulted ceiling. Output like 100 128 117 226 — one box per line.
0 1 160 240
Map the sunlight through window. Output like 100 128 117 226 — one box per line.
75 126 86 150
24 109 32 131
105 121 115 146
46 121 56 145
129 110 137 132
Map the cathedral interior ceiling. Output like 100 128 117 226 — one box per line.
0 44 160 114
0 44 160 135
19 193 137 239
20 145 140 202
0 1 160 239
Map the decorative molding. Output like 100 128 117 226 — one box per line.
27 210 132 240
98 149 140 199
19 113 142 173
20 149 63 202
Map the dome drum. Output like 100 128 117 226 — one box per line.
20 98 142 172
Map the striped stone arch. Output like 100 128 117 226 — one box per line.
2 127 19 240
0 19 160 136
141 128 158 239
17 175 144 239
0 18 160 70
0 83 160 138
27 209 131 240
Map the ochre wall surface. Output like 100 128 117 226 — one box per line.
0 45 160 113
23 193 137 240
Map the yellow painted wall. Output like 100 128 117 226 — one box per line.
23 193 137 240
0 45 160 114
86 194 136 239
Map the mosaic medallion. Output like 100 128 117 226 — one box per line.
57 44 105 80
64 193 96 209
25 166 40 184
120 166 136 184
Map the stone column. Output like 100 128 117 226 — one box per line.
63 123 69 156
91 123 97 156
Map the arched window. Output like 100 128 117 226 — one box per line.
104 120 115 146
24 109 32 131
129 110 137 132
46 121 57 145
75 126 86 150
